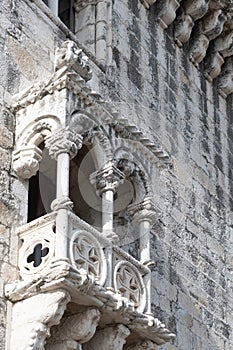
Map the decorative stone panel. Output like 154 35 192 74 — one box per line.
18 213 56 279
70 230 107 286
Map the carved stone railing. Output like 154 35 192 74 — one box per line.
7 210 175 349
18 210 150 313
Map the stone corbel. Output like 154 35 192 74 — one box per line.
205 51 224 81
205 30 233 81
219 57 233 98
9 290 70 350
175 15 194 47
214 30 233 58
157 0 181 29
190 34 210 65
54 40 92 81
46 308 101 349
190 9 227 64
12 145 42 179
175 0 209 46
83 324 130 350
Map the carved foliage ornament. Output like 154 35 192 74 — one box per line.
90 161 125 195
70 230 107 286
45 127 83 160
13 145 42 179
13 117 60 179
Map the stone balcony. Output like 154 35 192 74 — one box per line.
16 211 150 314
6 211 175 347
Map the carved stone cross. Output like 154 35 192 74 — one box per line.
27 243 49 267
116 267 140 305
74 239 100 279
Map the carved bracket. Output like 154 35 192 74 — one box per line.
13 145 42 179
157 0 181 29
84 324 130 350
9 290 70 350
46 308 100 349
175 0 209 46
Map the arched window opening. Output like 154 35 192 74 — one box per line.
70 144 102 229
28 143 56 222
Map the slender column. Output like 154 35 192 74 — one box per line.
131 198 157 264
90 161 125 240
129 197 157 315
45 127 82 258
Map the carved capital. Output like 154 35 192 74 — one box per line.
13 145 42 179
9 290 70 350
55 40 92 81
90 162 125 195
45 127 83 160
84 324 130 350
47 308 100 348
128 197 157 225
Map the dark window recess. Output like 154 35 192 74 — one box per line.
42 0 48 5
28 143 56 222
59 0 75 32
28 171 47 222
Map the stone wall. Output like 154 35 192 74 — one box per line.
107 1 233 349
0 0 232 349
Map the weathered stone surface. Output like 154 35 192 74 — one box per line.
0 0 232 350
